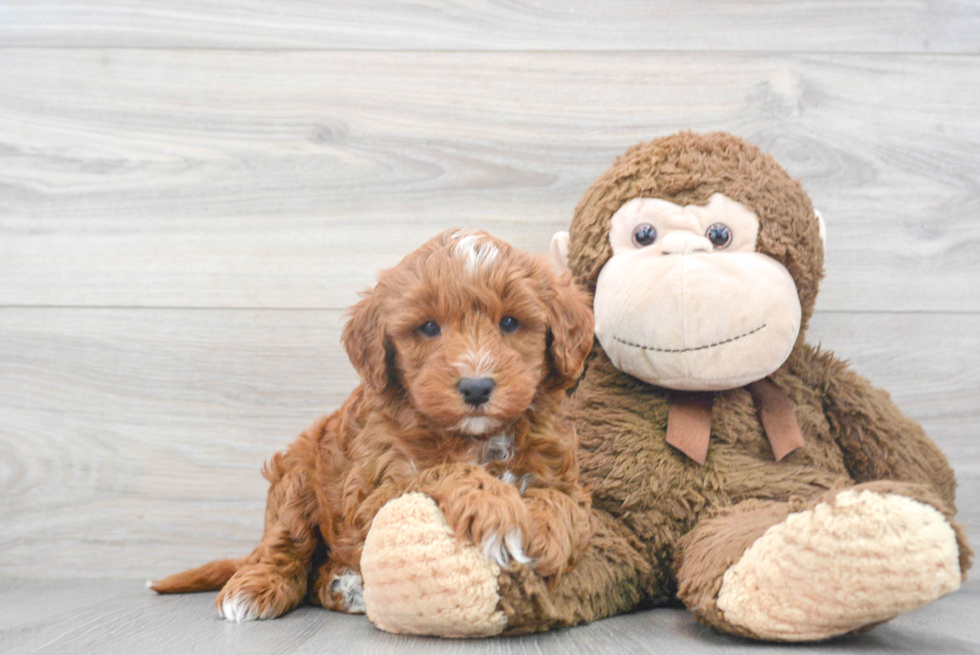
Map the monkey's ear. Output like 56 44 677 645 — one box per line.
550 231 571 275
342 289 391 392
544 268 595 389
814 209 827 250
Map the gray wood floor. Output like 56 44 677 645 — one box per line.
2 579 978 655
1 1 979 651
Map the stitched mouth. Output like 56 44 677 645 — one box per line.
613 324 767 354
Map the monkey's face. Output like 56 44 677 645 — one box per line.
587 193 802 391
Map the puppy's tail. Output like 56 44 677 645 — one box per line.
149 556 247 594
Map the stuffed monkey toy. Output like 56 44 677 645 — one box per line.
358 132 972 641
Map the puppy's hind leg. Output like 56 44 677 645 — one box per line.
216 451 319 622
311 561 366 614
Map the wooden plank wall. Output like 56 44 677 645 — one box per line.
1 2 978 580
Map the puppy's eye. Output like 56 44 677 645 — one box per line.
632 223 657 247
499 316 519 333
706 223 732 249
419 321 441 337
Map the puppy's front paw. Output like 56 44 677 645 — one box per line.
440 476 533 569
215 564 304 622
399 463 536 570
481 527 532 568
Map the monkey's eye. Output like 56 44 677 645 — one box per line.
706 223 732 249
500 316 519 333
419 321 441 337
632 223 658 247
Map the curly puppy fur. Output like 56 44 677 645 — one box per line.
151 229 595 621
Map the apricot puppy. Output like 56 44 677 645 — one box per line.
151 229 595 621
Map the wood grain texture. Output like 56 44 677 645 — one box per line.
1 50 979 312
0 307 976 579
1 0 977 645
1 1 978 52
1 579 978 655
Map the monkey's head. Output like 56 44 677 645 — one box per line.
552 132 825 391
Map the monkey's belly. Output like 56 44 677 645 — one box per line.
576 380 849 566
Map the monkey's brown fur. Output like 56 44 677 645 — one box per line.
485 132 973 637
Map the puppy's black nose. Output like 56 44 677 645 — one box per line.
457 377 495 406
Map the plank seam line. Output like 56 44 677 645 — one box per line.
0 46 978 57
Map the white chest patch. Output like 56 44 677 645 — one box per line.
497 470 534 493
482 434 514 464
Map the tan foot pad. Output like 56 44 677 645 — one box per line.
717 489 962 641
361 492 506 638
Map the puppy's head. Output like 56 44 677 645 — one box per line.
342 229 593 435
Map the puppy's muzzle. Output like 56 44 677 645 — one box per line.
457 377 495 407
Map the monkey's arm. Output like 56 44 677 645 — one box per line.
799 345 958 509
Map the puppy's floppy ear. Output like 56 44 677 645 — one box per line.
342 288 392 392
543 266 595 388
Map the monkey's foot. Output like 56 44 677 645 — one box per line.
716 488 962 641
361 493 506 637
